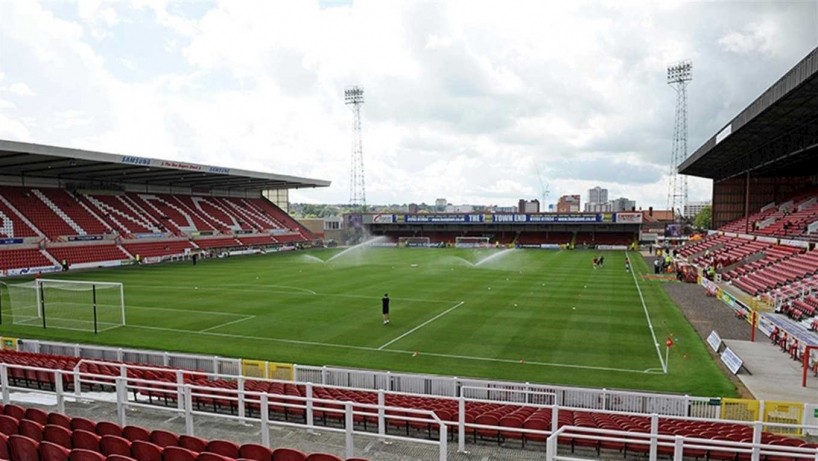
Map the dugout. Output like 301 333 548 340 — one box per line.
679 47 818 230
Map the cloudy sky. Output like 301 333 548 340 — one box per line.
1 0 816 208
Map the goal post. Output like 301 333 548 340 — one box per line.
1 279 125 334
455 236 491 248
398 236 431 247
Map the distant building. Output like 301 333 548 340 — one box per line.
684 200 711 218
435 198 447 211
584 197 635 212
588 186 608 204
518 199 540 213
492 205 517 213
557 195 581 213
610 197 636 212
408 203 419 213
445 204 474 213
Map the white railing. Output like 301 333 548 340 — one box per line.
3 361 818 460
10 338 721 420
294 364 719 418
17 338 241 375
0 362 448 460
546 425 818 461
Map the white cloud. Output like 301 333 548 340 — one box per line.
0 0 815 210
719 21 779 55
5 83 35 97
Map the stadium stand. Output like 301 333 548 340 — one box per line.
0 187 81 239
46 245 130 266
0 349 816 454
0 248 53 271
0 199 40 238
121 240 195 259
0 182 315 273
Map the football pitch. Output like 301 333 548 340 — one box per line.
0 248 737 397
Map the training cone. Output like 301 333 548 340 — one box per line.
412 351 419 357
520 359 524 364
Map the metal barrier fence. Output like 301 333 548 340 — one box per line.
294 364 720 418
2 360 818 461
0 361 447 460
546 426 818 461
16 338 241 375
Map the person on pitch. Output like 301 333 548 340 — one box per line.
592 257 598 269
382 293 390 325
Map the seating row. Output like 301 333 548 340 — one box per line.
0 403 366 461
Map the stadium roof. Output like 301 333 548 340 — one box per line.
0 139 331 191
679 47 818 181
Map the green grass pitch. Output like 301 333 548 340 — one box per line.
0 248 737 397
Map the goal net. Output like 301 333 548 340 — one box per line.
0 279 125 334
455 236 491 248
398 236 431 247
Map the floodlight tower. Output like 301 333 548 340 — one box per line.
667 60 692 220
345 86 366 209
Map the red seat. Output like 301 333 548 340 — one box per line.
207 440 239 458
196 454 232 461
48 413 72 430
107 456 137 461
24 408 48 426
163 446 199 461
71 418 97 433
131 440 163 461
0 415 19 435
3 404 26 421
239 443 273 461
101 435 132 457
305 454 343 461
19 419 44 442
272 448 308 461
96 422 124 437
72 429 101 452
0 433 8 461
120 426 150 443
45 424 73 449
69 449 106 461
149 430 178 448
179 435 208 453
41 440 71 461
9 434 40 461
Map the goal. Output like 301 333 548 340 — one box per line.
0 279 125 334
455 236 491 248
398 236 431 247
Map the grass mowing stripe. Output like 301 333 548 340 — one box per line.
378 301 465 350
629 253 667 373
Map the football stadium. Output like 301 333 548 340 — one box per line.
1 4 818 461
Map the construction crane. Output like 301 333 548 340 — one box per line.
535 164 550 209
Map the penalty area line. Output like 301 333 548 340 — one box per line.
198 315 257 333
377 301 465 350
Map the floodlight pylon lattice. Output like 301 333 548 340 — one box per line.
345 86 366 209
667 60 692 220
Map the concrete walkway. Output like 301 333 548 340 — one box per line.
723 339 818 404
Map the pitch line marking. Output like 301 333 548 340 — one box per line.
628 256 667 373
199 315 257 333
377 301 466 350
122 324 655 374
